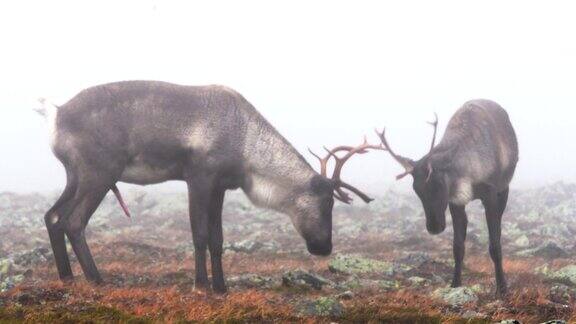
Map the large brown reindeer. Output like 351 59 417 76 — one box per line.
36 80 381 293
377 99 518 297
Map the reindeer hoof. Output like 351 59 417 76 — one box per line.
213 283 228 294
60 276 75 284
495 287 508 299
194 280 210 293
87 276 104 286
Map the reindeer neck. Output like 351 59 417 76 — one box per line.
240 112 316 211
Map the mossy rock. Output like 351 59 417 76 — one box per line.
341 276 400 291
547 265 576 285
0 274 24 293
0 259 13 278
407 276 430 287
329 254 394 276
433 287 478 306
297 297 343 317
282 269 332 290
227 273 276 289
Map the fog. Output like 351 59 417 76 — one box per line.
1 0 575 194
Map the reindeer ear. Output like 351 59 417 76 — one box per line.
310 175 335 194
425 161 434 183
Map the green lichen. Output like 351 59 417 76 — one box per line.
298 297 343 317
340 275 400 291
0 260 12 278
329 254 394 276
548 265 576 285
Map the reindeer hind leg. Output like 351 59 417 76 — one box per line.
63 175 117 284
45 167 78 281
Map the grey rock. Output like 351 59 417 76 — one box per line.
433 286 478 306
12 247 52 267
396 251 431 267
341 276 399 291
227 274 276 289
282 269 332 290
547 265 576 285
461 310 486 319
0 274 24 293
549 284 576 304
407 276 430 287
335 290 354 300
224 239 279 253
513 234 530 248
516 242 568 259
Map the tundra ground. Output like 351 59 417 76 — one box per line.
2 183 576 323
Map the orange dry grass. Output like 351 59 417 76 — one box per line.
466 256 542 275
20 281 296 322
226 255 330 275
7 244 576 323
342 290 446 322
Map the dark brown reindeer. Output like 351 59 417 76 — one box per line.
376 99 518 297
36 80 381 293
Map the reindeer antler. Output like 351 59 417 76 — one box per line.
375 128 415 180
427 113 439 153
376 113 440 180
309 136 383 204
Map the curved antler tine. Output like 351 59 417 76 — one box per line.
375 126 414 174
323 146 341 161
334 188 352 204
427 112 438 126
338 181 373 203
308 148 322 161
396 171 411 180
308 147 328 176
318 138 384 204
427 112 439 153
333 191 345 202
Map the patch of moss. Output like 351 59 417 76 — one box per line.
297 297 343 317
547 265 576 285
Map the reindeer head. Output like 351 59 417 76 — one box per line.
377 114 449 235
299 138 383 255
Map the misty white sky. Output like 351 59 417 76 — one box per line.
1 1 575 194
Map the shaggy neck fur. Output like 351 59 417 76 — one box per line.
239 104 316 212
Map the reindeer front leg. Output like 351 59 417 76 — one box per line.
449 203 467 288
482 189 508 298
186 173 213 291
208 189 226 293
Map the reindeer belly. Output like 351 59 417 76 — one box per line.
120 157 180 185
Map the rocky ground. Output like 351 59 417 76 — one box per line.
2 183 576 322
